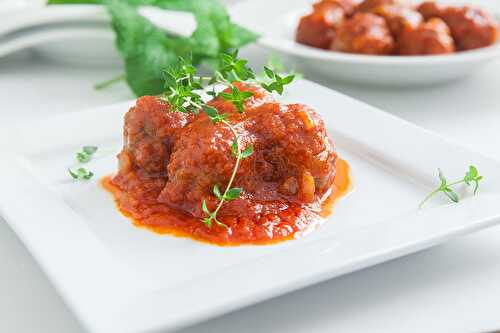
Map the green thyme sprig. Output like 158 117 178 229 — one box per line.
201 116 254 228
217 50 256 82
76 146 98 163
260 55 303 81
218 86 254 113
161 50 295 228
69 146 98 181
68 167 94 180
261 66 295 95
419 165 483 208
162 57 205 114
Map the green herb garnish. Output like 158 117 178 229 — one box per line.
201 126 253 229
260 66 295 95
419 165 483 208
162 51 294 228
259 55 303 81
70 146 98 180
76 146 98 163
68 167 94 180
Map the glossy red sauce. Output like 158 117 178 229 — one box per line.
101 158 350 246
102 83 351 246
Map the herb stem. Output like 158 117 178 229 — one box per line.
419 166 483 208
419 179 470 208
94 74 126 91
418 189 441 209
210 120 241 224
446 180 465 187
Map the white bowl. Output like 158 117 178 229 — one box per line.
229 0 500 86
0 4 196 68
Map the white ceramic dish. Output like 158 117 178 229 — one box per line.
3 1 499 80
0 5 194 67
0 5 117 65
1 79 500 333
229 0 500 86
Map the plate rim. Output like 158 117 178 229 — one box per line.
2 79 500 333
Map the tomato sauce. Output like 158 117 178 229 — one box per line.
101 158 351 246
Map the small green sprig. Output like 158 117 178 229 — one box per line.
261 66 295 95
162 57 204 114
68 167 94 181
217 50 255 82
76 146 98 163
200 107 254 228
162 52 256 116
419 165 483 208
69 146 98 181
260 55 303 81
218 86 254 113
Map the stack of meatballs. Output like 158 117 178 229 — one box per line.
296 0 498 55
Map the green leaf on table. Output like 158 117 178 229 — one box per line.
49 0 259 96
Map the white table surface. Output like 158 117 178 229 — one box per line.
2 6 500 333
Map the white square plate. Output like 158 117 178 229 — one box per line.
1 79 500 333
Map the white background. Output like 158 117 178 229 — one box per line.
2 1 500 332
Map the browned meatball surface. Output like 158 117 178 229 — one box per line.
417 1 441 18
398 18 455 55
314 0 357 16
357 0 409 13
117 96 195 178
296 0 348 49
332 12 395 54
418 1 498 50
158 99 337 219
372 4 423 36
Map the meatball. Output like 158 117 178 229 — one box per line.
357 0 409 13
296 0 348 49
332 13 395 55
158 97 337 219
418 2 498 50
372 4 422 36
313 0 357 16
417 1 441 18
117 96 195 177
398 18 455 55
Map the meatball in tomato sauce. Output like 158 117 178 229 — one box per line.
356 0 408 13
296 0 352 49
398 18 455 55
296 0 498 55
332 13 395 55
117 96 195 178
372 4 422 36
418 1 498 50
158 100 337 219
314 0 357 16
106 83 348 246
